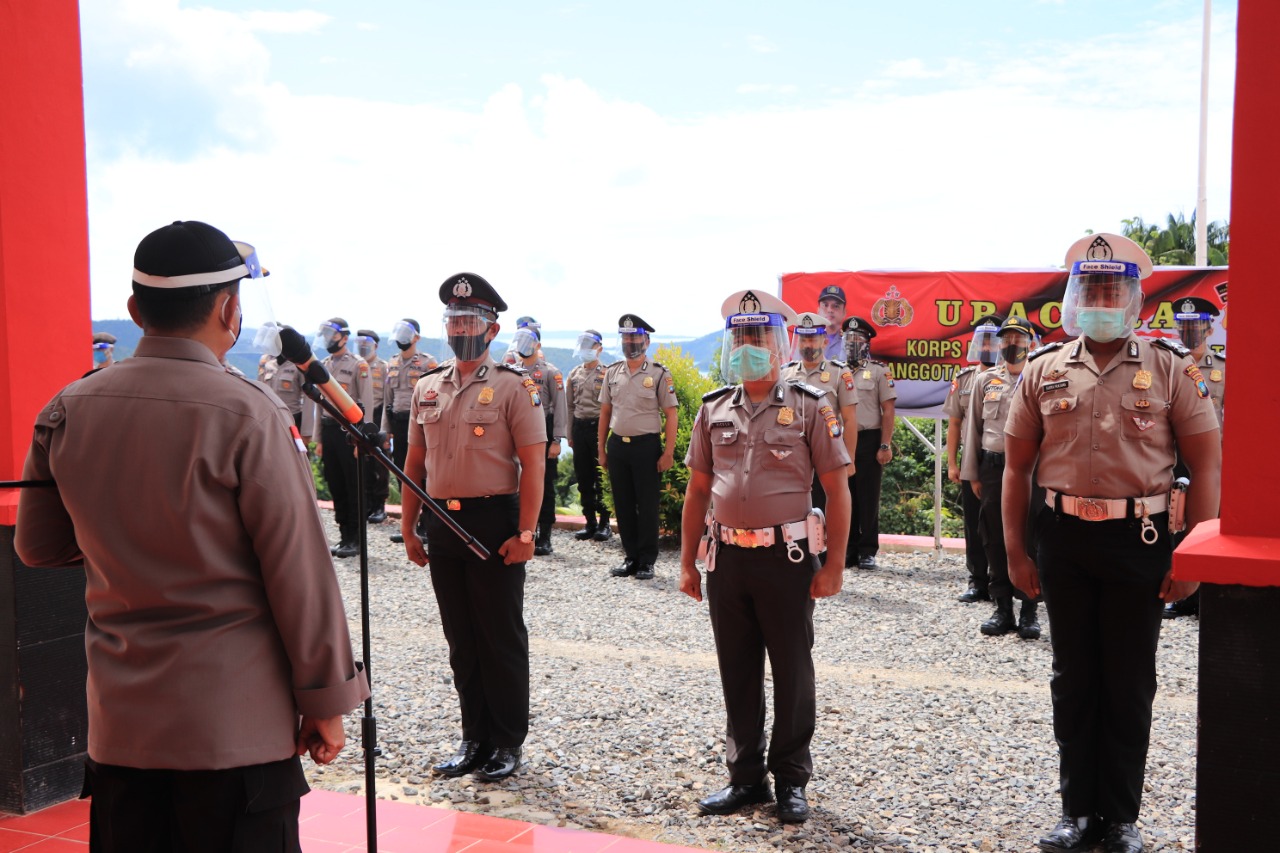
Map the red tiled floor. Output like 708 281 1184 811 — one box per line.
0 789 707 853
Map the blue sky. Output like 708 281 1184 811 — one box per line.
80 0 1238 339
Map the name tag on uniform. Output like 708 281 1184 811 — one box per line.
1043 381 1068 392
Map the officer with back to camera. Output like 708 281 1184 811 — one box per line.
843 316 897 569
680 289 851 825
598 314 679 580
567 329 611 541
1002 232 1221 853
945 315 1000 602
383 318 435 545
399 273 546 782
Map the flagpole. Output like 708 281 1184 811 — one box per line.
1196 0 1211 266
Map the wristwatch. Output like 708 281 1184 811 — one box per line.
878 443 890 451
519 529 535 544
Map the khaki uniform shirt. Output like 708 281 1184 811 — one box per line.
381 351 435 430
1005 335 1220 499
567 361 607 420
686 381 851 529
15 337 369 770
408 353 547 498
781 359 858 417
526 356 568 440
852 360 898 431
367 356 387 411
960 364 1017 481
316 349 374 424
1200 351 1226 425
942 365 982 424
259 357 315 436
601 358 679 436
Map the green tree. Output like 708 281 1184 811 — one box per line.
879 418 965 538
1121 211 1229 266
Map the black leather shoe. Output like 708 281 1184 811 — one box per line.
981 598 1016 636
634 563 655 580
957 585 989 603
390 532 404 544
857 556 878 570
432 741 494 778
575 526 597 541
473 746 521 781
329 542 341 555
610 560 635 578
1018 600 1042 640
1039 814 1103 852
1163 595 1199 619
1102 822 1143 853
534 541 553 556
367 507 387 524
333 541 359 559
696 782 773 816
592 525 613 541
775 784 809 823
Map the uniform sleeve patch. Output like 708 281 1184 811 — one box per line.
521 376 543 406
1184 364 1210 399
819 404 841 438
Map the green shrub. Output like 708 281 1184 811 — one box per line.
879 417 964 538
654 344 718 541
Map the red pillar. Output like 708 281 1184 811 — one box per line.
0 0 92 814
1171 1 1280 846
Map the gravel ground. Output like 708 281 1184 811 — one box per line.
309 514 1200 852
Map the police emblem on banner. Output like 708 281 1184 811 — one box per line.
871 285 914 327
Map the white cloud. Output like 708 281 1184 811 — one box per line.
736 83 799 95
241 10 332 34
356 21 378 31
82 3 1239 339
747 35 778 54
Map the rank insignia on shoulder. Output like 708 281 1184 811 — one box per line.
703 386 734 402
957 365 976 376
1152 338 1192 358
829 359 849 368
789 381 825 399
424 363 449 376
496 362 527 375
1029 342 1066 361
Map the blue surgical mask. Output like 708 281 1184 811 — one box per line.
728 344 775 382
1076 308 1129 343
575 348 597 362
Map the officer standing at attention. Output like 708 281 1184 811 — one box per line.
781 311 857 513
312 318 374 558
259 331 316 443
680 289 851 825
814 284 848 361
843 316 897 569
945 316 999 602
1003 233 1221 853
399 273 546 782
961 316 1041 640
510 316 568 555
1163 295 1226 619
17 220 369 847
599 314 678 580
567 329 612 541
383 318 434 545
357 329 390 525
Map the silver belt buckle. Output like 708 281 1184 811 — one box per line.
1076 498 1109 521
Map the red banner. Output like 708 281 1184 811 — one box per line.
779 268 1229 416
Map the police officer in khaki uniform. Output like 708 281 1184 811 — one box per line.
961 316 1041 640
781 312 857 513
312 318 374 558
567 329 611 540
510 317 568 556
1003 233 1221 853
680 289 851 825
356 329 390 524
843 316 897 569
91 332 117 371
599 314 678 580
399 273 547 782
945 316 1000 602
383 318 435 545
259 340 316 442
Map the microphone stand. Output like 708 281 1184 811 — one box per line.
302 383 490 853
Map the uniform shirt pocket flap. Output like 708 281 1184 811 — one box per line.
711 427 739 446
464 409 500 424
416 407 442 425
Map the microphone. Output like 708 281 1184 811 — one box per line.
278 326 365 424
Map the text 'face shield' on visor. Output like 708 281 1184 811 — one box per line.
722 313 788 384
1061 263 1143 338
791 325 826 363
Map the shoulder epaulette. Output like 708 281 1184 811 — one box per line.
1151 338 1192 358
1211 351 1226 361
957 365 977 376
702 385 734 402
651 360 666 372
496 362 527 375
789 380 826 399
1028 341 1066 361
868 358 886 366
781 360 798 369
423 363 450 376
829 359 849 368
606 359 624 369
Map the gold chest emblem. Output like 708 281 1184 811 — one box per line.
478 387 494 404
819 371 830 382
777 407 795 426
1132 369 1152 390
642 376 654 388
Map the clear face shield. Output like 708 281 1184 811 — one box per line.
356 336 378 359
1061 263 1143 343
967 323 1000 366
216 241 279 358
92 341 114 365
575 332 603 362
1175 316 1213 352
844 330 870 365
619 330 649 360
722 314 788 384
391 320 419 350
791 327 827 364
312 321 347 354
443 304 496 362
506 327 540 360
